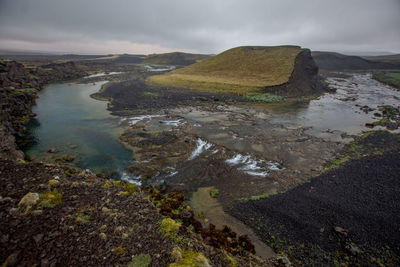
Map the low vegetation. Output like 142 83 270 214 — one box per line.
323 129 399 173
249 193 270 201
11 88 38 97
169 247 210 267
76 213 91 223
148 46 302 95
323 156 350 172
103 180 139 195
244 93 285 103
159 217 183 245
210 189 219 198
37 189 63 208
128 254 152 267
372 70 400 89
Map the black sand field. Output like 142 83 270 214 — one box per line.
231 131 400 266
93 77 246 114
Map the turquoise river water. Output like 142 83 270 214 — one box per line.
24 81 133 178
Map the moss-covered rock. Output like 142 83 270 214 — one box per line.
128 253 152 267
47 179 60 188
18 192 39 214
37 189 62 208
169 248 210 267
76 213 91 224
159 217 182 241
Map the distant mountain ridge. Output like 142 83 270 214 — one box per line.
312 51 399 71
0 51 210 66
362 54 400 65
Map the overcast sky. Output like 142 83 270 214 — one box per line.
0 0 399 55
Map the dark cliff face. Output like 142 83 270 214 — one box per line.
0 61 87 90
0 61 40 89
0 87 37 160
264 49 324 97
0 60 88 160
0 89 36 160
0 88 26 160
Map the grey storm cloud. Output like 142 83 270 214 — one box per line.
0 0 399 54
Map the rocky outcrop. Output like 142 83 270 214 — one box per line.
264 49 324 97
0 61 39 89
0 87 36 160
0 60 88 160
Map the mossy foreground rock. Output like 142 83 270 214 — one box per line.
0 160 269 266
169 247 210 267
148 45 322 96
17 192 39 214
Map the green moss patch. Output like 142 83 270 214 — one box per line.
159 218 181 239
122 182 139 194
244 92 285 103
330 156 350 169
38 189 63 208
76 213 91 223
11 88 38 97
169 248 210 267
103 180 139 195
21 116 31 124
249 193 270 201
210 189 219 198
372 70 400 89
128 253 152 267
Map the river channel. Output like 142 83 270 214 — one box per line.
24 80 133 178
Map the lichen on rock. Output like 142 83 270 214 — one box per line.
18 192 39 214
37 189 62 208
169 247 210 267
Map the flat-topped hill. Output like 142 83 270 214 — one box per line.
147 46 306 95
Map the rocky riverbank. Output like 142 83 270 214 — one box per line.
0 60 90 160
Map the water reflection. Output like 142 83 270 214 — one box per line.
24 81 133 178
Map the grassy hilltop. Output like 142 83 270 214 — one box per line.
147 46 303 95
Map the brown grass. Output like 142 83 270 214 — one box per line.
147 46 302 94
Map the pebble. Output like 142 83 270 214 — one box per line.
346 244 361 255
9 208 18 216
334 226 348 236
0 196 13 204
99 233 107 240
